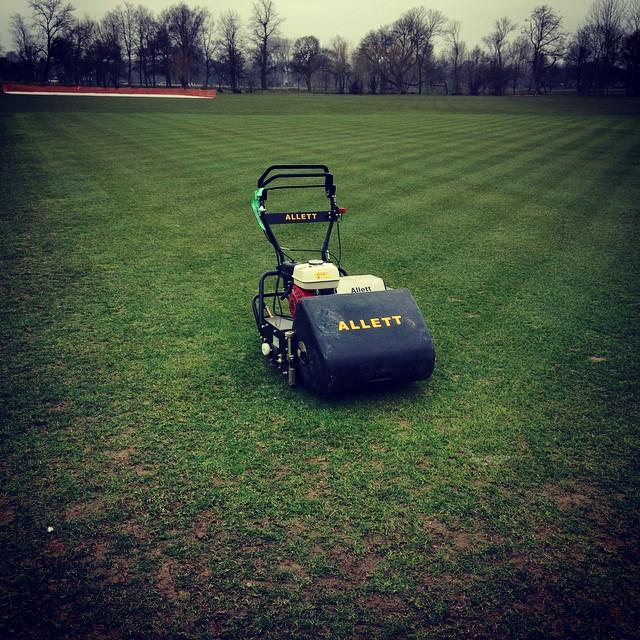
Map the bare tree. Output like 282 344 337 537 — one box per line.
447 20 466 94
567 25 594 93
627 0 640 31
116 2 136 86
201 14 215 89
270 35 291 87
387 13 416 93
134 5 156 86
349 47 367 93
356 7 446 95
357 28 391 94
164 3 208 89
506 35 531 94
219 10 244 93
464 45 488 95
317 47 333 91
483 17 516 94
10 14 40 80
328 36 350 93
28 0 75 82
432 52 450 93
68 17 94 85
156 19 172 86
523 5 566 93
624 0 640 94
291 35 321 91
97 10 124 86
250 0 282 91
586 0 626 93
405 7 446 93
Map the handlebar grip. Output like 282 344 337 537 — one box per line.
258 164 330 187
259 172 333 189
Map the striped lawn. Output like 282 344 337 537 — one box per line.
1 93 639 639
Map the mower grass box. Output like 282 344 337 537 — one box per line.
295 289 435 394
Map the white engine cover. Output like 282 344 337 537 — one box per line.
293 260 340 290
337 274 386 294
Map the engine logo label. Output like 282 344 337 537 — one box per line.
338 316 402 331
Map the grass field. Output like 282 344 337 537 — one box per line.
1 93 639 639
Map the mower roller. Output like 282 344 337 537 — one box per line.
251 164 435 394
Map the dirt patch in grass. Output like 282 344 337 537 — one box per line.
122 521 147 540
92 539 110 563
99 556 131 585
191 509 219 542
84 625 121 640
65 498 106 521
47 538 66 556
107 447 136 462
329 547 381 581
276 560 308 580
419 515 500 555
305 486 325 499
304 457 330 500
48 400 69 413
305 456 329 470
133 464 154 477
358 593 409 616
274 465 291 480
244 578 289 590
420 516 450 537
543 482 592 510
315 576 350 590
540 481 636 554
156 558 189 601
0 503 16 525
193 520 208 541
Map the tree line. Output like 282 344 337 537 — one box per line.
2 0 639 96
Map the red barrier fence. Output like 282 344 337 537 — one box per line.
1 83 216 99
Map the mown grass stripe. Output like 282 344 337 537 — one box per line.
1 93 639 639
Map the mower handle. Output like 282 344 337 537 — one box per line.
259 172 334 193
258 164 329 188
252 163 342 267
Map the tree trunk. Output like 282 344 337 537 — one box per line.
261 42 268 90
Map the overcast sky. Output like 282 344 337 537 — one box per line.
1 0 592 54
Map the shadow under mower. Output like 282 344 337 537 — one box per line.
251 164 435 395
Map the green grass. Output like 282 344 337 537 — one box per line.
1 93 639 639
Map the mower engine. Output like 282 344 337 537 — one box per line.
288 285 313 317
286 259 339 316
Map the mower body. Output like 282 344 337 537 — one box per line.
251 164 435 394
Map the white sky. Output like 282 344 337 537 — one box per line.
1 0 592 54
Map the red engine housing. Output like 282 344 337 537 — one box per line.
288 284 316 316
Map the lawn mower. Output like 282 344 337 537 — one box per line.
251 164 435 394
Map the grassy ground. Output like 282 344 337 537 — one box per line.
1 93 639 639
